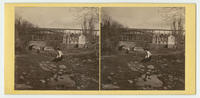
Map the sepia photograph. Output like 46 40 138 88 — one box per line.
4 3 195 94
14 7 99 90
101 7 185 90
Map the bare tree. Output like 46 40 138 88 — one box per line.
72 7 99 44
159 7 185 48
101 13 125 55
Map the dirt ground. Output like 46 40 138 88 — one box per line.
15 48 185 90
101 49 185 90
15 48 99 90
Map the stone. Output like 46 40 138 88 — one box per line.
176 59 182 63
157 74 162 77
59 65 66 69
113 82 117 85
88 59 92 62
22 72 27 75
147 65 155 69
26 81 30 85
69 74 75 78
40 79 46 84
167 85 172 89
15 84 32 89
136 74 163 88
163 64 168 66
49 74 75 88
163 86 168 90
19 75 25 80
49 64 56 68
178 78 185 84
107 76 112 80
91 78 98 83
58 71 63 75
102 84 120 89
77 86 81 89
110 72 114 75
168 75 173 81
128 80 133 84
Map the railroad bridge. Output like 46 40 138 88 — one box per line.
120 28 185 49
28 28 99 47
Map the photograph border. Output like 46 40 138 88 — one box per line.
4 3 196 95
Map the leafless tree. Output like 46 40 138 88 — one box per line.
72 7 99 44
159 7 185 48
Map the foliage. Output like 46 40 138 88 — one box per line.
101 14 125 55
15 17 38 51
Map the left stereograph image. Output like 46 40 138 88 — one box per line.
15 7 99 90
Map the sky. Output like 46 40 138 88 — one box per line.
15 7 184 30
102 7 184 29
15 7 98 29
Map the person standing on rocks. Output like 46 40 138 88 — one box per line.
51 48 64 81
141 48 152 81
52 48 63 63
141 48 152 63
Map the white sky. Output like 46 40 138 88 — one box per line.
102 7 184 29
15 7 98 29
15 7 184 30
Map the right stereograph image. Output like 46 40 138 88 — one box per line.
101 7 185 90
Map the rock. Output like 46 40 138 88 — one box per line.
178 78 185 84
58 71 63 75
76 64 80 66
19 75 25 80
163 58 167 61
107 76 112 80
168 75 173 81
102 84 120 89
49 64 56 68
40 79 46 84
26 81 30 85
110 72 114 75
88 59 92 62
176 59 182 63
81 85 85 88
138 64 144 68
59 65 66 69
82 60 87 63
157 74 162 77
163 64 168 66
113 82 117 85
91 78 98 83
49 74 75 88
163 86 168 90
146 71 151 75
15 84 32 89
136 74 163 88
69 74 75 78
22 72 27 75
174 77 178 81
77 86 81 89
128 80 133 84
147 65 154 69
147 69 152 72
167 85 172 89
